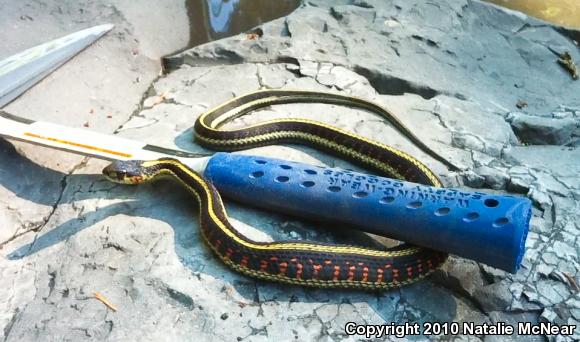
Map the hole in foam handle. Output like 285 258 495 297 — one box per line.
435 207 450 216
304 169 317 175
301 181 315 188
407 201 422 209
484 198 499 207
463 212 479 222
493 217 509 227
250 171 264 178
379 196 395 204
280 165 292 170
276 176 289 183
327 186 341 192
353 191 368 198
254 160 267 164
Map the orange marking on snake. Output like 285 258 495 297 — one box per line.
313 265 322 279
407 266 413 278
362 267 369 282
417 259 423 274
225 248 233 259
279 262 288 275
214 239 222 249
296 263 303 279
347 266 356 281
376 268 384 283
241 256 249 268
393 268 399 281
333 265 341 281
260 260 268 272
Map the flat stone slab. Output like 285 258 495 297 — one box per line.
1 1 579 341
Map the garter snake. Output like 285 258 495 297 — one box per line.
104 90 453 290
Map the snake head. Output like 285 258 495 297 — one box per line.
102 160 149 185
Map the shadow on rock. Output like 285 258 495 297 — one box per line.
2 139 459 324
0 138 69 206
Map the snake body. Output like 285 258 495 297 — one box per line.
103 90 451 290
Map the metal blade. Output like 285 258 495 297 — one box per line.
0 110 210 171
0 24 209 172
0 24 114 108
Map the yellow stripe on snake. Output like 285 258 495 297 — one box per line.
104 90 453 290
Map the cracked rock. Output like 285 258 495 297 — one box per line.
508 112 579 145
1 0 580 341
475 165 509 190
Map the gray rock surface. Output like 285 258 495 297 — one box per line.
1 0 580 341
507 112 579 145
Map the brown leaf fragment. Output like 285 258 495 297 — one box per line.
557 51 579 80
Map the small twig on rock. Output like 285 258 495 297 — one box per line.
94 292 118 312
562 272 579 293
152 91 168 106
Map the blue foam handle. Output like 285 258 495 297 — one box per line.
203 152 531 273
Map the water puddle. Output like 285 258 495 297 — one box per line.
487 0 580 29
184 0 300 49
